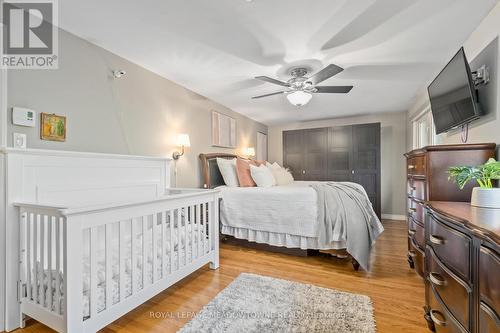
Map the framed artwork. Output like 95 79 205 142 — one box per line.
40 113 66 142
212 111 236 148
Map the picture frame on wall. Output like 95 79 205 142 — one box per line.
40 113 67 142
212 111 236 148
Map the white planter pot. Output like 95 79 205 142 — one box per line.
470 187 500 208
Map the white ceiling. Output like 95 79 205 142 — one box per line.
59 0 498 125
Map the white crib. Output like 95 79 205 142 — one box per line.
3 149 219 333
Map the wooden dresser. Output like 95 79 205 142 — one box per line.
405 143 496 277
424 202 500 333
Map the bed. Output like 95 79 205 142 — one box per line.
199 153 384 271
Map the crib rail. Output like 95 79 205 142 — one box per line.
16 190 219 333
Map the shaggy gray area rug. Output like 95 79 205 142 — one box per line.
178 273 376 333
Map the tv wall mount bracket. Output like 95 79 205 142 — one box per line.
472 65 489 87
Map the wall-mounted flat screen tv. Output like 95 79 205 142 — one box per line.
428 47 482 134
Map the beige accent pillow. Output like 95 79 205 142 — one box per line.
250 164 276 187
266 162 294 185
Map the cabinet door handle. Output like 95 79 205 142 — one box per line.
302 170 306 174
429 234 445 245
408 165 416 169
430 310 447 327
351 170 355 174
429 272 446 286
408 229 416 236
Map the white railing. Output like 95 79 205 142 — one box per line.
15 189 219 333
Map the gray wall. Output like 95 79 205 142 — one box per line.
268 111 408 217
7 29 267 188
407 3 500 156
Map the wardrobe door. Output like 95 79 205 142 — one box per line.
352 123 381 218
304 128 328 180
283 130 305 180
327 126 353 181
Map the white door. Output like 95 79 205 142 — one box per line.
256 132 267 161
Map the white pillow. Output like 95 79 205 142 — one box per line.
266 162 294 185
216 158 239 187
250 164 276 187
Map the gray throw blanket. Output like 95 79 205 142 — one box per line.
310 182 384 271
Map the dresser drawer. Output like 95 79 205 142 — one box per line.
408 200 425 224
409 218 425 249
427 214 471 281
408 156 426 176
479 302 500 333
479 246 500 317
408 179 426 201
428 285 468 333
409 238 425 278
426 246 471 330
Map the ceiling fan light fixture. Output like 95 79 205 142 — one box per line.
286 90 312 107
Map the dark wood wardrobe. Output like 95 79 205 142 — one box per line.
283 122 381 218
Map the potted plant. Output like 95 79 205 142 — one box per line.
448 158 500 208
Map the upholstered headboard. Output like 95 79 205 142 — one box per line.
199 153 238 189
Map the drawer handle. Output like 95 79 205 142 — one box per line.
408 165 416 169
408 229 416 236
429 272 446 286
408 250 417 258
429 235 445 245
430 310 447 327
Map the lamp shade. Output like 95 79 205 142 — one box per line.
243 147 255 157
286 91 312 106
175 133 191 147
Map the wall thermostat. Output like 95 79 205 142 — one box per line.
12 107 36 127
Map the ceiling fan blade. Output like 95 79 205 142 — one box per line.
251 91 285 99
255 76 289 87
308 64 344 85
314 86 353 93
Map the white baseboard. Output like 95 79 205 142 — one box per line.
381 214 406 221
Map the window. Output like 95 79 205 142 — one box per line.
412 107 437 149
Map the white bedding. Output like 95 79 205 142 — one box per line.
30 222 207 319
218 181 318 238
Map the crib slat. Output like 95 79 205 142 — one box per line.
90 227 98 317
26 213 32 301
33 214 39 304
196 205 202 258
40 215 46 307
169 210 174 273
47 216 53 311
152 213 157 283
141 216 146 289
131 218 138 295
190 205 195 262
177 209 181 268
161 211 167 278
119 220 126 302
184 207 188 266
55 217 61 314
105 223 113 309
203 204 208 255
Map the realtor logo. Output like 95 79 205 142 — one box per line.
2 0 58 69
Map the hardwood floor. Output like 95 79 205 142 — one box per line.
17 220 428 333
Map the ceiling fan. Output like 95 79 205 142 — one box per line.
252 64 353 106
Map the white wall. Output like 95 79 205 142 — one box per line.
7 29 267 188
407 2 500 154
268 111 408 217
